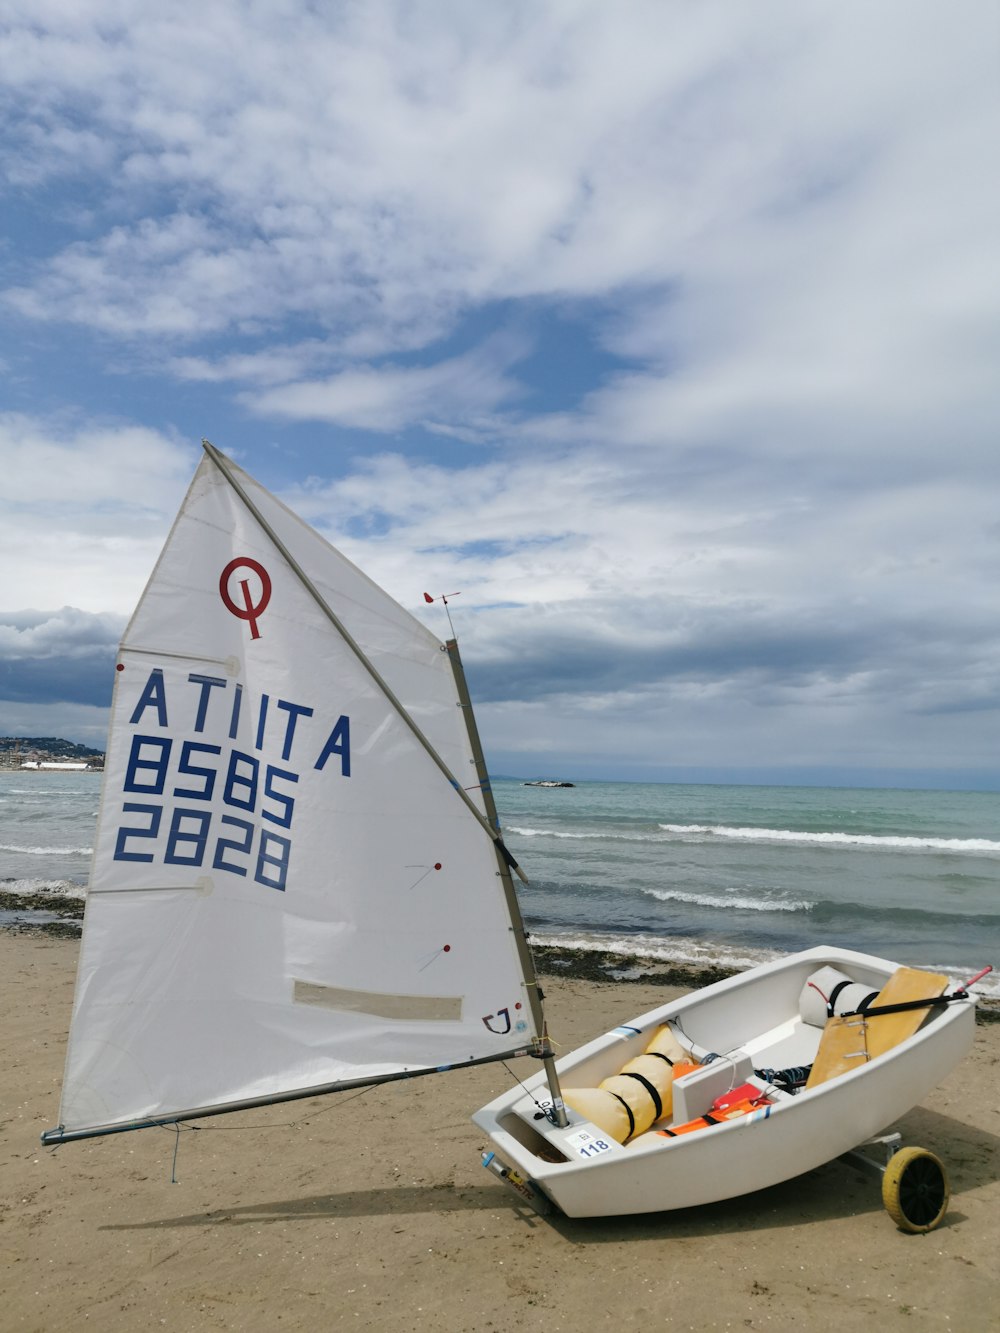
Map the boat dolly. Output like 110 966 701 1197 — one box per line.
842 1131 950 1233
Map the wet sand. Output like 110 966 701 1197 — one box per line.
3 933 998 1332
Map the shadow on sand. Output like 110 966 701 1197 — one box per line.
101 1104 997 1242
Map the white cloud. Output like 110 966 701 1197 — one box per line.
0 3 997 780
5 2 996 364
246 333 530 430
168 341 338 386
0 608 122 659
0 415 195 611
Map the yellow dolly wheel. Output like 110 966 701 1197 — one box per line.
882 1146 949 1233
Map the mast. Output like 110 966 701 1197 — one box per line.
444 638 568 1127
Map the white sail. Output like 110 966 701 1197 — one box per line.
57 448 539 1137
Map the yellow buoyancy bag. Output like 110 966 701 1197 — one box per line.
644 1025 687 1064
619 1054 674 1122
562 1025 687 1143
560 1086 635 1143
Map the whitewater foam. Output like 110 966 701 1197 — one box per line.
0 843 93 856
641 886 814 913
508 824 667 843
532 929 780 975
657 824 1000 854
0 878 86 899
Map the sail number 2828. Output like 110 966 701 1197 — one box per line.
113 735 298 890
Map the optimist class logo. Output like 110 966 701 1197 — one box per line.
220 557 272 639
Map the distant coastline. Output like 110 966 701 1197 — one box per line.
0 735 104 772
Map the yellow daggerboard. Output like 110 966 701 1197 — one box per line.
806 967 949 1089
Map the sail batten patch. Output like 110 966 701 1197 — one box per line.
122 647 241 674
292 980 462 1022
90 878 212 896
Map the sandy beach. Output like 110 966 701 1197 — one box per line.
3 933 998 1332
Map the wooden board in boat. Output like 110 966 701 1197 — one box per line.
806 967 949 1089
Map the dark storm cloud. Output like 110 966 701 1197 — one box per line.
463 602 999 713
0 609 123 710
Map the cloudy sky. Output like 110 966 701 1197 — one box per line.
2 2 998 787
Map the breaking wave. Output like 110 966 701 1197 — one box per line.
507 822 1000 854
508 825 665 843
641 887 814 913
0 843 92 856
0 877 86 899
657 824 1000 854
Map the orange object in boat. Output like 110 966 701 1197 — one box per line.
658 1095 772 1137
712 1083 764 1112
658 1114 717 1137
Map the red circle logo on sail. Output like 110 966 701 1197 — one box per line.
220 558 272 639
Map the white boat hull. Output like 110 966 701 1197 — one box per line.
472 946 976 1218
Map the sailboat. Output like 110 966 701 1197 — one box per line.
44 442 982 1232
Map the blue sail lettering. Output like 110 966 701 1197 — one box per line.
276 699 314 761
188 674 227 732
129 669 168 727
314 715 351 776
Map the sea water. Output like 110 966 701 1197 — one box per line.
2 771 998 996
495 779 1000 997
0 772 94 899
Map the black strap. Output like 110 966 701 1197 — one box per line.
826 979 850 1014
619 1071 662 1122
827 980 878 1016
608 1092 635 1140
646 1050 676 1068
662 1113 717 1137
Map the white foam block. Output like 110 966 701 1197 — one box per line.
671 1051 754 1123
